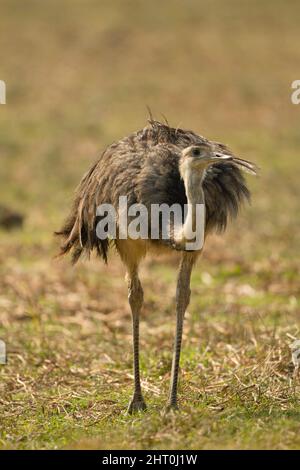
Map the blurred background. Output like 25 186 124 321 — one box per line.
0 0 300 450
1 0 300 253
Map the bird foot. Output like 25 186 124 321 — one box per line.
165 403 179 414
127 396 147 414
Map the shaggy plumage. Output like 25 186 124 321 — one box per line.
56 120 256 263
56 119 257 413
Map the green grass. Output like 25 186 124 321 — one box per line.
0 0 300 450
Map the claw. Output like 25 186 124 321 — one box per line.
127 397 147 414
165 403 179 414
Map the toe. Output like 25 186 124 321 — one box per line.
127 398 147 414
165 403 179 414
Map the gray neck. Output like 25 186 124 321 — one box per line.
176 161 206 245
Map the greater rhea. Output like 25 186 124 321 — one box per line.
56 119 257 413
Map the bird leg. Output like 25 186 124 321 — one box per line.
167 252 194 410
126 268 147 414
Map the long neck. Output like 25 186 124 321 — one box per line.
184 167 205 205
176 161 206 247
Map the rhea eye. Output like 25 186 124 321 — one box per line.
192 148 200 156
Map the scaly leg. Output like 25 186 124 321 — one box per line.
127 268 147 414
167 253 194 410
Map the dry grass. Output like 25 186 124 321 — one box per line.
0 0 300 449
1 234 299 449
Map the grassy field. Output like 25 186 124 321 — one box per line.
0 0 300 450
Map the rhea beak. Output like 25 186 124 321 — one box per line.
201 153 233 168
213 152 233 161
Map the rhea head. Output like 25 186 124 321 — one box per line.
183 143 232 167
179 143 233 182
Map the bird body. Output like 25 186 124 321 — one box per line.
58 120 255 264
57 119 257 412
